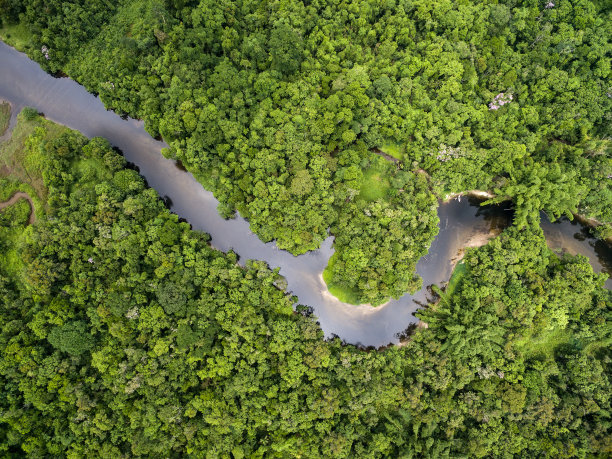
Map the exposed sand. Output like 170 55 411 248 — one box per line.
449 227 502 272
319 223 503 314
318 273 391 312
444 190 496 201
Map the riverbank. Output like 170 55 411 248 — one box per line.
373 143 611 248
396 226 504 347
444 190 496 201
0 108 69 204
0 22 32 53
448 228 503 272
372 149 497 203
319 273 391 310
572 213 612 244
0 100 10 137
0 40 608 347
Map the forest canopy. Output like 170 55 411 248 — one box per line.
0 110 609 457
1 0 610 302
0 0 611 455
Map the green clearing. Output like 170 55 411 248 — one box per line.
0 107 38 282
0 109 111 220
0 101 10 136
445 260 467 298
0 111 110 281
448 253 577 362
0 2 610 456
0 109 67 202
380 142 404 160
322 253 362 305
0 195 32 279
323 155 395 304
359 169 389 201
0 22 34 52
323 153 436 306
513 328 573 359
358 156 391 202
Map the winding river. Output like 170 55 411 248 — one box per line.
1 41 610 347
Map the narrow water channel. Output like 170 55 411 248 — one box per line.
1 41 609 347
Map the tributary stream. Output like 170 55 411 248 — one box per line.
1 41 610 347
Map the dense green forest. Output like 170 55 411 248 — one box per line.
1 0 610 303
0 110 610 457
0 0 611 456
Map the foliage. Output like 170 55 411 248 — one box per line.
322 253 361 304
0 101 10 136
0 197 30 227
327 164 438 305
0 21 33 52
0 1 611 455
0 113 608 458
0 109 75 209
5 0 610 305
21 106 38 121
445 260 467 298
47 321 94 356
0 0 22 26
416 225 611 457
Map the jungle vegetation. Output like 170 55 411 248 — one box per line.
1 0 610 303
0 0 610 456
0 109 609 458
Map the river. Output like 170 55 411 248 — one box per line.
0 41 610 347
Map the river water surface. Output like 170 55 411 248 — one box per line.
1 41 610 347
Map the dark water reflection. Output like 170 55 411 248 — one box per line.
541 213 612 290
0 41 609 346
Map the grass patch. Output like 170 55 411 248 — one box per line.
0 22 34 52
0 102 10 136
359 155 391 202
360 170 389 201
322 253 362 305
0 110 68 203
324 154 398 304
0 112 110 284
513 328 573 360
0 178 40 211
446 261 467 298
380 141 404 161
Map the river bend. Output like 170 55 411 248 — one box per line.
0 41 609 347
